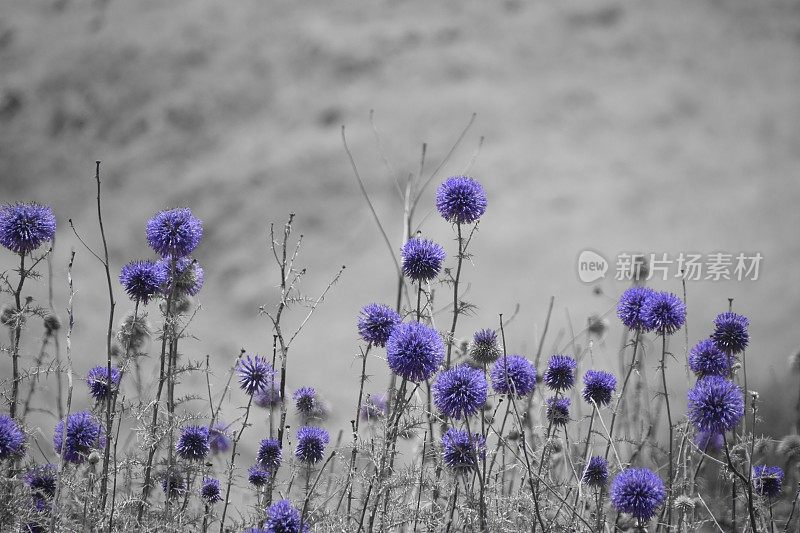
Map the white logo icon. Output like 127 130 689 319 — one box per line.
577 250 608 283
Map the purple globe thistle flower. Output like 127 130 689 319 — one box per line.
145 208 203 258
292 387 317 414
546 397 571 426
640 291 686 336
543 354 578 391
200 477 222 504
687 376 744 434
432 364 488 420
386 322 445 383
264 499 308 533
86 365 121 403
753 465 784 498
119 260 166 305
469 329 500 365
176 425 210 461
582 456 609 487
248 464 270 487
208 422 232 455
688 339 730 378
0 414 25 460
435 176 487 224
490 355 537 397
357 303 401 347
0 203 56 254
157 256 204 296
237 354 275 395
360 393 389 421
295 426 329 464
161 470 186 499
582 370 617 407
25 464 57 505
401 238 446 282
53 411 105 464
254 380 282 408
694 430 724 453
610 467 666 522
441 428 486 471
711 312 750 355
616 286 656 331
257 438 282 471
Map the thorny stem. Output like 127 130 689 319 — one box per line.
605 328 641 461
345 343 371 522
660 334 674 531
219 395 255 533
445 223 464 368
722 433 758 533
9 252 26 419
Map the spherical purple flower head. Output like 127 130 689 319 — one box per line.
441 428 486 471
582 456 609 487
292 387 317 414
0 414 25 460
208 421 232 455
358 303 401 347
435 176 487 224
200 477 222 504
543 354 578 391
237 354 275 395
582 370 617 407
157 256 204 296
386 322 445 383
470 328 500 365
401 238 446 282
688 339 730 378
161 470 186 499
295 426 329 464
176 425 210 461
86 365 122 403
640 291 686 336
146 207 202 258
433 364 488 420
546 397 571 426
753 465 784 498
254 380 282 408
25 464 57 504
687 375 744 434
248 464 271 487
0 203 56 254
265 499 308 533
258 438 282 471
616 286 656 331
610 467 666 522
53 411 105 464
711 312 749 355
119 260 167 305
694 430 724 453
360 393 389 421
490 355 536 397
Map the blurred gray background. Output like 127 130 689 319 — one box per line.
2 0 800 453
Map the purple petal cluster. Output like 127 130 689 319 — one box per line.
248 464 270 487
441 428 486 471
687 376 744 434
53 411 105 464
360 393 389 421
176 425 210 461
610 467 666 522
295 426 329 464
237 355 275 395
688 339 730 377
162 470 186 499
694 430 724 453
711 312 749 355
119 260 166 304
435 176 487 224
640 291 686 336
401 238 445 282
86 365 121 402
546 397 571 426
0 203 56 254
254 381 282 408
582 370 617 407
145 208 203 258
208 422 232 455
616 286 656 331
752 465 784 498
25 464 57 506
386 322 445 383
264 499 308 533
490 355 536 397
357 303 401 347
432 364 488 419
543 354 577 391
582 456 609 487
0 414 25 460
293 387 317 414
257 438 282 471
470 329 500 365
157 257 204 296
200 477 222 504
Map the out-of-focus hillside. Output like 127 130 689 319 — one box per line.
2 0 800 449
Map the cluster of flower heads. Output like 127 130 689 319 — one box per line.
543 354 577 391
360 393 389 421
582 370 617 407
616 286 685 335
435 176 487 225
0 414 25 460
610 467 666 522
386 322 445 383
490 355 536 397
752 465 784 498
262 499 308 533
357 303 401 347
469 329 500 365
257 438 283 471
25 464 57 509
292 387 317 414
237 354 276 395
433 364 488 419
162 470 186 499
581 456 609 487
53 411 105 464
0 202 56 254
200 477 222 504
295 426 329 464
401 238 446 282
546 397 571 426
86 365 122 402
208 422 232 455
176 425 210 461
441 428 486 471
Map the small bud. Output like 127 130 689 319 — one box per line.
43 312 61 333
88 451 101 465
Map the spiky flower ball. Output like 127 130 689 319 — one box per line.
688 339 730 377
25 464 57 507
86 365 121 403
146 208 203 258
441 428 486 471
162 470 186 499
293 387 317 414
616 286 656 331
257 438 282 471
687 376 744 434
401 238 445 282
295 426 329 464
386 322 445 383
469 329 500 365
200 477 222 504
157 256 204 296
435 176 487 224
610 468 666 522
254 381 282 408
208 422 231 455
264 499 308 533
640 291 685 336
237 354 275 395
53 411 104 464
582 370 617 407
248 464 270 487
490 355 536 397
546 397 571 426
0 203 56 254
711 312 749 355
357 303 401 347
119 260 166 305
582 456 609 487
176 425 210 461
433 364 487 419
0 414 25 460
753 465 784 498
360 393 389 421
543 354 577 391
694 430 724 453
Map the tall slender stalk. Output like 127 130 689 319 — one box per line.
9 252 26 419
445 223 464 368
219 395 254 533
660 334 674 530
